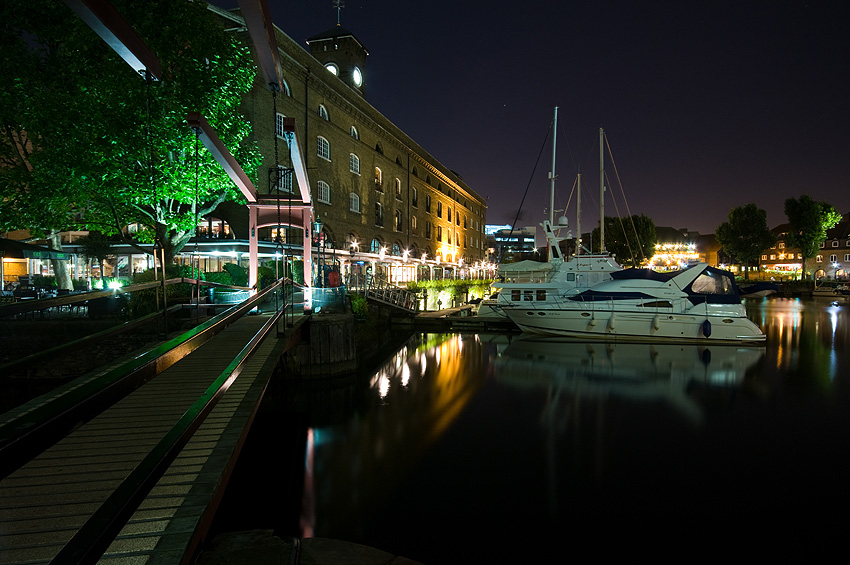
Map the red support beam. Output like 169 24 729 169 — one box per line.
62 0 161 79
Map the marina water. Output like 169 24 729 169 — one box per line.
218 296 850 561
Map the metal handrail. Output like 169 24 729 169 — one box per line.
0 280 282 480
50 284 286 564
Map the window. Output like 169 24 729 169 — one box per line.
375 202 383 226
770 255 776 260
275 113 287 138
437 201 442 218
395 178 402 200
318 104 329 120
448 207 452 223
778 242 785 249
282 79 291 96
761 255 767 260
411 216 417 232
456 211 460 226
832 240 839 247
463 215 467 229
845 254 850 262
350 125 359 139
317 180 330 204
425 221 431 239
325 62 339 76
447 230 451 245
412 187 418 208
276 165 292 193
820 242 825 248
511 290 521 302
816 255 823 262
830 254 838 262
437 225 443 242
425 194 431 212
350 153 360 174
349 193 360 213
392 242 401 256
536 290 547 301
317 137 330 160
374 167 382 190
370 238 382 253
395 210 402 231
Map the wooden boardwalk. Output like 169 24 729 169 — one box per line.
0 313 290 564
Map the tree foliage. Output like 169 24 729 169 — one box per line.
715 203 776 280
784 195 842 280
591 215 657 267
0 0 261 263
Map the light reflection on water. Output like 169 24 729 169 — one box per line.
301 299 850 562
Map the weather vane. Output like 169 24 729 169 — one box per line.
333 0 345 26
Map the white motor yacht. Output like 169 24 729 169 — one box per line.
501 262 766 344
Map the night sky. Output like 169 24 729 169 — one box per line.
212 1 849 235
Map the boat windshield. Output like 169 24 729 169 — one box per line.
687 269 737 295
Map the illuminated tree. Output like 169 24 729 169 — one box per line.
591 215 657 267
0 0 260 267
784 195 842 281
715 203 776 280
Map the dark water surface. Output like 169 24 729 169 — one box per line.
220 297 850 562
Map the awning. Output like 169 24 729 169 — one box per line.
0 238 73 260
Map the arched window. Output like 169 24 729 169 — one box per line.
425 221 431 239
281 78 291 96
370 238 382 253
349 153 360 174
448 207 452 222
395 210 402 232
412 186 418 208
425 194 431 212
412 167 418 177
437 201 442 218
318 104 329 120
411 216 417 232
316 180 330 204
349 193 360 213
437 225 443 242
374 167 382 190
317 137 330 160
375 202 383 227
392 242 401 256
395 178 402 200
375 143 384 154
350 125 359 139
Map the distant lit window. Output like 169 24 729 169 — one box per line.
833 240 839 247
375 202 383 226
350 125 359 139
425 221 431 239
778 242 785 249
816 255 823 262
395 210 402 232
830 254 837 262
395 178 402 200
411 216 417 232
318 104 329 120
412 187 418 208
350 153 360 174
350 193 360 213
425 194 431 212
325 62 339 76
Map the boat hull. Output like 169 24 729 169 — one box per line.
506 307 766 344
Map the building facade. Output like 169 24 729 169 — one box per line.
216 7 489 282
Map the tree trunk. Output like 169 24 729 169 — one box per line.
48 232 74 290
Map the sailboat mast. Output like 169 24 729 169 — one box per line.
549 106 558 225
576 173 581 256
599 127 605 253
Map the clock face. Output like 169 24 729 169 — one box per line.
325 63 338 76
352 66 362 87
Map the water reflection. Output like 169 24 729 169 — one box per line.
293 298 850 561
496 336 764 425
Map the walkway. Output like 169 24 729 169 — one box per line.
0 313 293 564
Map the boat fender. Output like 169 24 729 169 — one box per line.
608 314 616 332
588 314 597 327
702 319 711 338
652 314 661 331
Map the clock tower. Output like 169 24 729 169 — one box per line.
306 26 369 97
